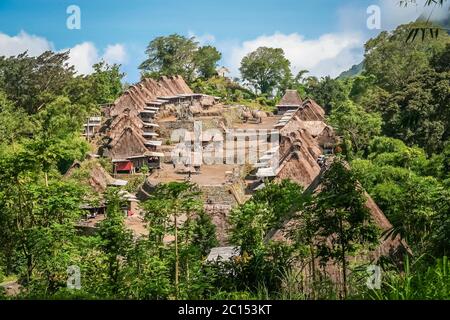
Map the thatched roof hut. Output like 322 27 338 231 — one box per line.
269 161 411 265
277 90 303 115
64 159 116 193
110 76 194 117
295 99 325 121
103 127 149 160
278 90 303 106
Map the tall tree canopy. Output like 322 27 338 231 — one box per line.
364 22 449 92
194 45 222 79
0 51 124 117
139 34 221 82
0 51 75 114
239 47 291 95
305 76 350 113
362 24 450 154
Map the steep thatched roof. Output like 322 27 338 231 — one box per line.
106 113 143 142
294 99 325 121
111 76 193 117
274 115 324 188
98 75 198 160
277 89 303 107
65 159 116 193
298 121 328 137
269 161 411 264
104 127 149 159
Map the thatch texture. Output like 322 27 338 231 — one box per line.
100 76 201 160
104 127 149 159
274 115 324 188
268 97 408 265
65 160 115 193
111 76 193 117
277 90 303 107
269 161 410 266
294 99 325 121
299 121 328 137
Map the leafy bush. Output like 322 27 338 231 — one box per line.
364 256 450 300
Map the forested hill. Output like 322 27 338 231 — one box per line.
337 61 364 79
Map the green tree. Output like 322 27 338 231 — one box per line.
192 211 218 256
194 46 222 79
0 51 75 114
364 22 449 92
431 43 450 72
0 156 84 288
121 239 172 299
252 179 304 227
239 47 291 95
230 202 273 254
328 100 382 156
97 188 133 294
88 61 124 104
305 76 350 113
364 66 450 154
142 182 203 297
140 34 223 82
306 159 379 298
26 96 89 183
140 34 199 82
351 139 449 256
0 91 33 145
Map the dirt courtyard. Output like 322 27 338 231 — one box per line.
148 163 238 186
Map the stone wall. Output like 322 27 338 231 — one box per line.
158 121 195 140
204 204 232 245
201 185 237 206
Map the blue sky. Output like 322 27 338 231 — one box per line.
0 0 447 82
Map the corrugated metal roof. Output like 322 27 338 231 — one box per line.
206 247 240 262
256 167 277 178
145 140 162 146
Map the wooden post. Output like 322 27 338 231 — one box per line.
86 117 90 142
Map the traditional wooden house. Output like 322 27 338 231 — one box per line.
316 126 338 154
295 99 325 121
216 66 231 78
298 121 338 154
267 160 411 268
64 159 127 193
83 116 102 139
276 90 303 115
98 75 218 170
253 98 331 190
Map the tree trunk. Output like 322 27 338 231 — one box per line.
174 214 179 298
310 244 316 299
339 218 347 299
26 254 33 284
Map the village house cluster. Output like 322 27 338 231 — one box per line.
73 75 408 266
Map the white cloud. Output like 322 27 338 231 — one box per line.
64 42 128 74
103 44 128 64
65 42 99 74
225 32 364 79
188 31 216 45
0 30 53 57
0 31 128 75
